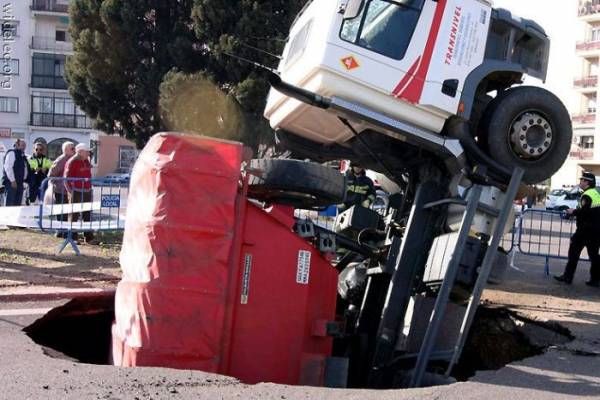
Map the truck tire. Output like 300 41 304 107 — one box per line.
247 159 346 208
479 86 572 184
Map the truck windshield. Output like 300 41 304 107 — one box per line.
340 0 425 60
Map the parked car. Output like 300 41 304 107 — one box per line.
545 189 569 210
96 173 131 186
553 189 581 212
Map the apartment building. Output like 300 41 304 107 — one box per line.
553 0 600 187
0 0 135 175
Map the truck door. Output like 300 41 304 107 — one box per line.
328 0 490 114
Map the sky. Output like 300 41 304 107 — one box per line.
491 0 580 112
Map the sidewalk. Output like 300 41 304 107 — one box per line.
0 229 121 301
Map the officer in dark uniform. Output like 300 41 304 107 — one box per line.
554 172 600 287
342 163 376 210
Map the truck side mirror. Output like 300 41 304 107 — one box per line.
342 0 364 19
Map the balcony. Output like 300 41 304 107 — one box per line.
31 74 68 90
569 148 595 160
579 1 600 18
576 40 600 53
31 0 69 14
31 113 92 129
32 36 73 53
574 75 599 89
572 113 597 125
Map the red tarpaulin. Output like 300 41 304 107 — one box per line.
113 133 243 371
112 133 338 386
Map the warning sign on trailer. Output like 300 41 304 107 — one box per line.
240 253 252 304
296 250 311 285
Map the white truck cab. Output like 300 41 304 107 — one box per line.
264 0 570 184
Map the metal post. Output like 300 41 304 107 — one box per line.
368 179 446 387
444 167 524 377
409 184 483 388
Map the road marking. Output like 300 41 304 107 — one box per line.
0 308 51 316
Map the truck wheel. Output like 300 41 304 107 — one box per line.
479 86 572 184
247 159 346 208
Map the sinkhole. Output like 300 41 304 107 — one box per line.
23 294 573 387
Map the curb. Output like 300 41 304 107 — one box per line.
0 288 116 303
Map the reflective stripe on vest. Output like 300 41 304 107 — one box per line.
579 188 600 208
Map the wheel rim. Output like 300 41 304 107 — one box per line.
509 111 553 160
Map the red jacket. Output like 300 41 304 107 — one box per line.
64 156 92 192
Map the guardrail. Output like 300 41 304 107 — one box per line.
517 208 587 275
38 177 128 255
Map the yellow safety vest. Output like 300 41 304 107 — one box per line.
579 188 600 209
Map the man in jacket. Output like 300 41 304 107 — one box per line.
2 139 30 206
555 172 600 287
48 141 75 229
28 142 53 203
342 163 376 210
64 143 94 243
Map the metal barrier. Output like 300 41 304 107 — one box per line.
38 177 128 255
517 208 586 275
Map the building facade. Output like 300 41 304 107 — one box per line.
0 0 136 176
554 0 600 187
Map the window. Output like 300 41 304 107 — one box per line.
90 140 99 166
340 0 425 60
588 96 597 114
0 97 18 113
32 53 67 89
119 146 138 171
47 138 78 160
31 92 92 129
581 135 595 149
1 59 19 75
592 27 600 42
55 30 67 42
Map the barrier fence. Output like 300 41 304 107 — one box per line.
517 208 587 275
2 178 588 268
37 177 129 255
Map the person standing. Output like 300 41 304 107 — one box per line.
342 163 376 210
2 139 30 206
64 143 94 243
48 141 76 230
28 142 53 203
554 172 600 287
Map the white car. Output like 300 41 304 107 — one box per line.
551 189 581 212
545 189 568 210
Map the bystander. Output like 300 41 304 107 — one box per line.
64 143 94 243
2 139 30 206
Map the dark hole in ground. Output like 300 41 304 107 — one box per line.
23 293 115 365
451 306 574 381
23 296 573 385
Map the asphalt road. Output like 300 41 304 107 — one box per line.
1 254 599 400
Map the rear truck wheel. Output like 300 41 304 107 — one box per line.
479 86 572 184
246 159 346 208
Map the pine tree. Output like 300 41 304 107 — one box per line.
66 0 203 147
67 0 304 149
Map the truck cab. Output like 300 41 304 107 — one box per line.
265 0 570 184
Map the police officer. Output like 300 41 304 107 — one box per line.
343 163 376 210
554 172 600 287
28 142 53 203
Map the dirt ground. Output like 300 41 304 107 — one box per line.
0 229 121 294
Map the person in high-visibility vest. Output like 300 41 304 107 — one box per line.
28 142 53 203
555 172 600 287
